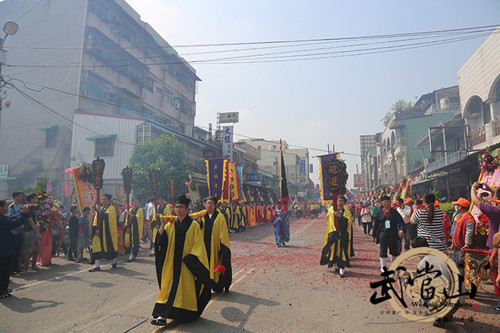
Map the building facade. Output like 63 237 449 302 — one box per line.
0 0 201 198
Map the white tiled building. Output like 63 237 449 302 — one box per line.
459 28 500 150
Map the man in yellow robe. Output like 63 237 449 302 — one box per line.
200 196 232 292
150 197 171 256
124 198 144 262
151 195 211 325
89 194 118 272
320 195 352 278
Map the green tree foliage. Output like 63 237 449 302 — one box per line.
382 99 414 126
128 133 190 202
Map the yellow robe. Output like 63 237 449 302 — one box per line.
152 205 171 244
124 207 144 250
92 205 118 260
201 210 232 292
153 215 211 323
320 205 352 267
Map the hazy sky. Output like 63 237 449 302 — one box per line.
124 0 499 187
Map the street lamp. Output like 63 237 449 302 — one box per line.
0 21 19 124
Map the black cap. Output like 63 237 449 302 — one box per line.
174 194 190 206
380 195 391 201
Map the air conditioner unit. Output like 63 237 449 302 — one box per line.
174 101 180 109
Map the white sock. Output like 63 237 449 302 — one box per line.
339 268 345 275
94 259 101 268
112 258 117 265
380 257 387 272
129 253 134 260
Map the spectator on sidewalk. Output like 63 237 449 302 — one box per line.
7 190 25 274
410 193 447 252
1 199 29 299
76 207 91 262
470 182 500 312
449 198 475 277
68 206 79 262
373 195 405 272
22 193 41 274
396 198 412 251
360 200 372 236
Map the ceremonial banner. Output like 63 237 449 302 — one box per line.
223 162 240 202
205 158 225 200
186 181 201 204
236 166 246 202
72 164 100 211
280 140 290 210
318 153 348 204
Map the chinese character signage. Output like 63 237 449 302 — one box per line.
245 173 262 182
0 165 8 179
300 160 306 173
222 126 233 161
218 112 239 123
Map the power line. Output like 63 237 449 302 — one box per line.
3 27 497 68
6 78 410 159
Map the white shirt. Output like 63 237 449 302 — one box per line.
145 202 155 220
397 206 411 224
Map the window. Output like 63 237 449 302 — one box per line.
137 123 152 143
46 128 58 148
145 77 154 93
95 138 114 156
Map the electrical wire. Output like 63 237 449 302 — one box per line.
3 26 498 68
6 77 399 159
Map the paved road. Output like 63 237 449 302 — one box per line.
1 214 498 332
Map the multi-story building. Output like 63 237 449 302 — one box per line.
360 134 376 190
411 28 500 199
240 139 312 197
375 89 459 187
0 0 203 198
459 27 500 151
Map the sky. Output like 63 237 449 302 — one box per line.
124 0 500 188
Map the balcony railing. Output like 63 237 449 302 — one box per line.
425 150 467 173
492 120 500 137
468 126 486 147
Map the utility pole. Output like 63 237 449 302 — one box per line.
0 21 19 127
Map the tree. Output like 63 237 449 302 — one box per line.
381 99 413 126
128 133 190 202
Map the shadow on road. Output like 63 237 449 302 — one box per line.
1 296 63 313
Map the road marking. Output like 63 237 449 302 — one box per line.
13 265 106 291
157 267 255 333
291 222 313 238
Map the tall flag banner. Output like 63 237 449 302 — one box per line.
222 160 230 202
72 164 101 212
205 158 225 200
280 140 290 211
186 181 201 204
229 163 241 202
400 177 411 199
318 153 348 205
236 166 246 202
